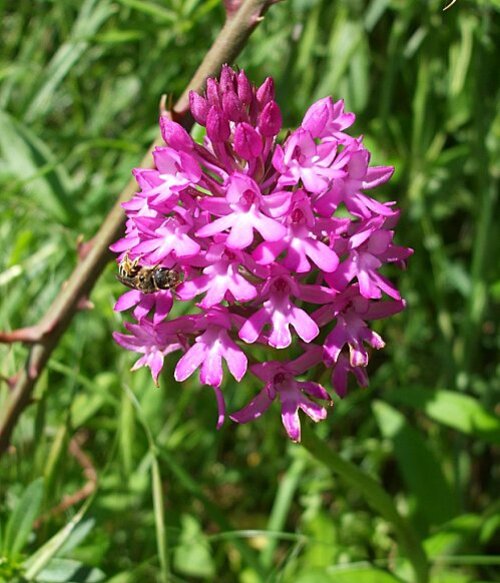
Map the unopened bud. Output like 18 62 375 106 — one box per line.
206 78 220 107
256 77 275 106
220 64 236 93
234 122 263 160
222 90 244 122
237 70 253 105
206 106 230 142
160 117 193 150
258 101 282 137
302 97 332 138
189 91 209 126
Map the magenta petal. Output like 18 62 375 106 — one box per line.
300 381 330 401
196 214 235 238
153 293 173 324
226 218 254 249
303 239 339 272
221 339 248 381
175 343 206 382
177 276 211 301
280 398 301 442
239 308 269 344
362 165 394 189
133 295 155 321
252 213 287 242
253 240 286 265
299 398 327 423
114 290 142 312
149 351 165 384
200 348 224 387
290 307 319 343
230 388 273 423
268 319 292 349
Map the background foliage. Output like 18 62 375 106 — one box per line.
0 0 499 582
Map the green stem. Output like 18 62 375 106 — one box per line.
151 454 170 582
300 425 429 583
261 454 306 568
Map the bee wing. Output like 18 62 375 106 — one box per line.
116 274 139 290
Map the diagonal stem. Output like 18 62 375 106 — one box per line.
0 0 282 456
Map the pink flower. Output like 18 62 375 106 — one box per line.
174 308 247 390
196 173 287 249
231 352 331 442
113 320 183 384
111 65 411 440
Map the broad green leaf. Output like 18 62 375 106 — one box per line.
36 558 105 582
424 514 482 558
300 512 337 569
3 478 44 557
387 389 500 444
428 571 471 583
293 566 402 583
373 401 458 529
292 569 333 583
173 514 215 578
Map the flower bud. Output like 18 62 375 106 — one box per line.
302 97 332 138
189 91 208 125
256 77 275 106
237 70 253 105
258 101 282 137
159 117 193 151
220 64 236 93
234 122 263 160
206 106 230 142
206 78 220 107
222 90 244 122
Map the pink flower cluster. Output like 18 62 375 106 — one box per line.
111 65 411 442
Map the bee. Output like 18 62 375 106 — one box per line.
117 253 181 294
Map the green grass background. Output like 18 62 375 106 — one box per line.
0 0 499 582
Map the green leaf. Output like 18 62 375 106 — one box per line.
424 514 482 558
114 0 176 22
23 498 92 580
0 110 74 224
57 519 96 556
387 389 500 444
173 514 215 578
373 401 459 529
293 566 402 583
299 512 337 569
36 558 105 582
24 0 115 122
3 478 44 557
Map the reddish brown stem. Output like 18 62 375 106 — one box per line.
0 0 281 455
34 432 97 528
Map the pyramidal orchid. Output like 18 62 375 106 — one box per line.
111 65 411 442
